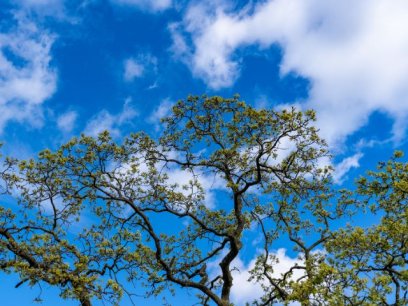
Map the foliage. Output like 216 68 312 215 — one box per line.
326 151 408 305
0 96 406 306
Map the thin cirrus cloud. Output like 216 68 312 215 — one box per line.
83 98 139 138
146 98 174 131
332 152 363 184
14 0 65 15
111 0 172 12
171 0 408 147
0 13 57 133
123 54 158 82
57 110 78 134
124 58 144 81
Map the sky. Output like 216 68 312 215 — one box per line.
1 0 408 305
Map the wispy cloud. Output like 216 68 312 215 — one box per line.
15 0 65 14
124 58 144 81
111 0 172 12
83 97 138 137
147 98 173 131
333 153 363 184
13 0 83 23
123 53 158 82
172 0 408 147
57 110 78 134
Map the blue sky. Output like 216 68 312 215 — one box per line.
1 0 408 305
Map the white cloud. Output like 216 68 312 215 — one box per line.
14 0 71 21
165 166 225 209
57 110 78 133
136 148 227 209
172 0 408 147
16 0 64 10
16 0 62 5
111 0 172 12
0 13 56 132
109 148 225 209
168 22 190 59
84 97 138 137
124 58 144 81
332 153 363 184
147 98 173 131
123 54 158 82
206 248 303 305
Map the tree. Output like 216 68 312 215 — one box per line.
0 149 134 306
0 95 406 305
326 151 408 305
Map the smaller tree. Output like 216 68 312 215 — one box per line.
326 151 408 305
0 143 138 306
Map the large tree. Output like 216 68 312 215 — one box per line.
0 96 406 305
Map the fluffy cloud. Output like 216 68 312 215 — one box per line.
124 58 144 81
332 153 363 184
111 0 172 12
172 0 408 146
84 98 138 137
0 13 57 132
57 110 78 133
206 248 303 305
147 98 173 130
123 53 158 82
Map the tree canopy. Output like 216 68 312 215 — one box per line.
0 95 407 306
